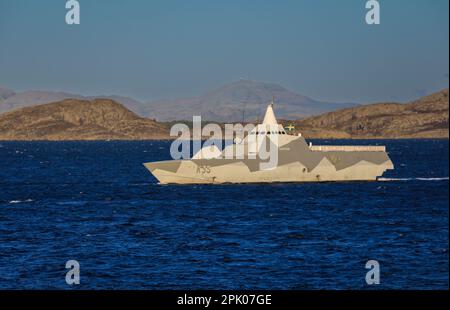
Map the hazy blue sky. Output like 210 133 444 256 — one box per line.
0 0 448 103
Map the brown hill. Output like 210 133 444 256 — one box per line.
0 99 169 140
289 89 449 139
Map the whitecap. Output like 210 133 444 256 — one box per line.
8 199 34 204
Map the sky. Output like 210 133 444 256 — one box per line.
0 0 448 103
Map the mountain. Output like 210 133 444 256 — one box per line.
144 80 358 121
0 90 82 113
0 81 357 121
290 89 449 138
0 90 146 116
0 99 169 140
0 87 15 100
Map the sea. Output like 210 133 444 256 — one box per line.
0 139 448 289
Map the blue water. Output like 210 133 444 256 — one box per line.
0 139 448 289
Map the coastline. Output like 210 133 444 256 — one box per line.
1 136 448 142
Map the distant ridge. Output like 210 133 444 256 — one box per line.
0 80 357 121
144 80 358 121
0 89 146 116
0 87 15 100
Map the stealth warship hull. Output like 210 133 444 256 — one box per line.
144 104 394 184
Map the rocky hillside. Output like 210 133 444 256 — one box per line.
291 89 449 139
0 99 170 140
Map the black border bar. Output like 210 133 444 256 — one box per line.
0 290 448 307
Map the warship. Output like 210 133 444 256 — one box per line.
144 104 394 184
